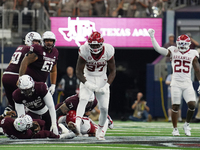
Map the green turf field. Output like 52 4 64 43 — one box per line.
1 120 200 150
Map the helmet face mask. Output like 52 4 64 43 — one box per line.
25 32 41 46
13 115 33 132
18 75 35 97
176 34 191 52
42 31 56 50
88 31 104 54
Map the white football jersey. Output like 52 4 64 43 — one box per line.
79 43 115 76
80 117 97 134
168 46 199 82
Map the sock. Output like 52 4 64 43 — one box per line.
98 107 108 126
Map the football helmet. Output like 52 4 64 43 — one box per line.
13 115 33 132
66 110 76 124
25 32 41 46
176 34 191 52
88 31 104 54
42 31 56 50
18 75 35 96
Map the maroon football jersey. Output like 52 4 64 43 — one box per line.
25 44 59 82
13 82 48 111
0 117 34 139
55 94 98 112
0 117 59 139
5 45 30 73
2 45 30 108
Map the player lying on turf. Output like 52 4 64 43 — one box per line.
0 112 76 139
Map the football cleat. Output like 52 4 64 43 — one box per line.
96 128 105 140
107 115 114 129
172 128 180 136
183 123 191 136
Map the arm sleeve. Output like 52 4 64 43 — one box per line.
150 37 168 56
43 92 57 126
15 103 25 117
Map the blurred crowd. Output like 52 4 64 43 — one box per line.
1 0 185 19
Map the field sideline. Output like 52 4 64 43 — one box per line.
1 120 200 150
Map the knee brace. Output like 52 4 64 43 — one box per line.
188 108 195 112
171 109 178 113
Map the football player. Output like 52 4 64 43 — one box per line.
55 94 114 136
59 110 113 138
0 114 74 139
13 75 58 135
148 29 200 136
2 32 41 110
19 31 59 95
75 31 116 140
55 94 98 120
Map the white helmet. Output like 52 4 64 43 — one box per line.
13 115 33 132
25 32 41 46
42 31 56 50
176 34 191 52
18 75 35 96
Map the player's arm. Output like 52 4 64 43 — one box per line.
107 56 116 85
148 29 170 57
43 92 58 135
76 56 87 83
19 52 38 76
193 57 200 81
14 103 26 117
50 64 57 85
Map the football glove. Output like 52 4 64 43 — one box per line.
84 81 98 91
50 124 58 135
49 84 56 95
96 83 110 94
148 29 155 39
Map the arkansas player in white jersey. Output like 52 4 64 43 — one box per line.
75 31 116 140
148 29 200 137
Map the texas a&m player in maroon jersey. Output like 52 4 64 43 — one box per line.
19 31 59 95
55 94 97 120
2 32 41 110
0 114 74 139
13 75 58 135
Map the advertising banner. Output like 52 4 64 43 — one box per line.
51 17 162 48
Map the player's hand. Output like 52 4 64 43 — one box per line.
197 85 200 94
48 84 56 95
6 110 16 117
84 81 98 91
50 124 58 135
96 83 110 94
32 121 41 133
148 29 155 38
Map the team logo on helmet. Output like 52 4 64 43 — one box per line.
88 31 104 54
176 34 191 52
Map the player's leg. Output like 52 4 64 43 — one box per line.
167 97 172 122
95 92 109 140
171 86 182 136
75 82 94 135
182 86 196 136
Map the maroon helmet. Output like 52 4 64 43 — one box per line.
88 31 104 54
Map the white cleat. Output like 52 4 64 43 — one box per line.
183 124 191 136
96 128 105 140
172 128 180 136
